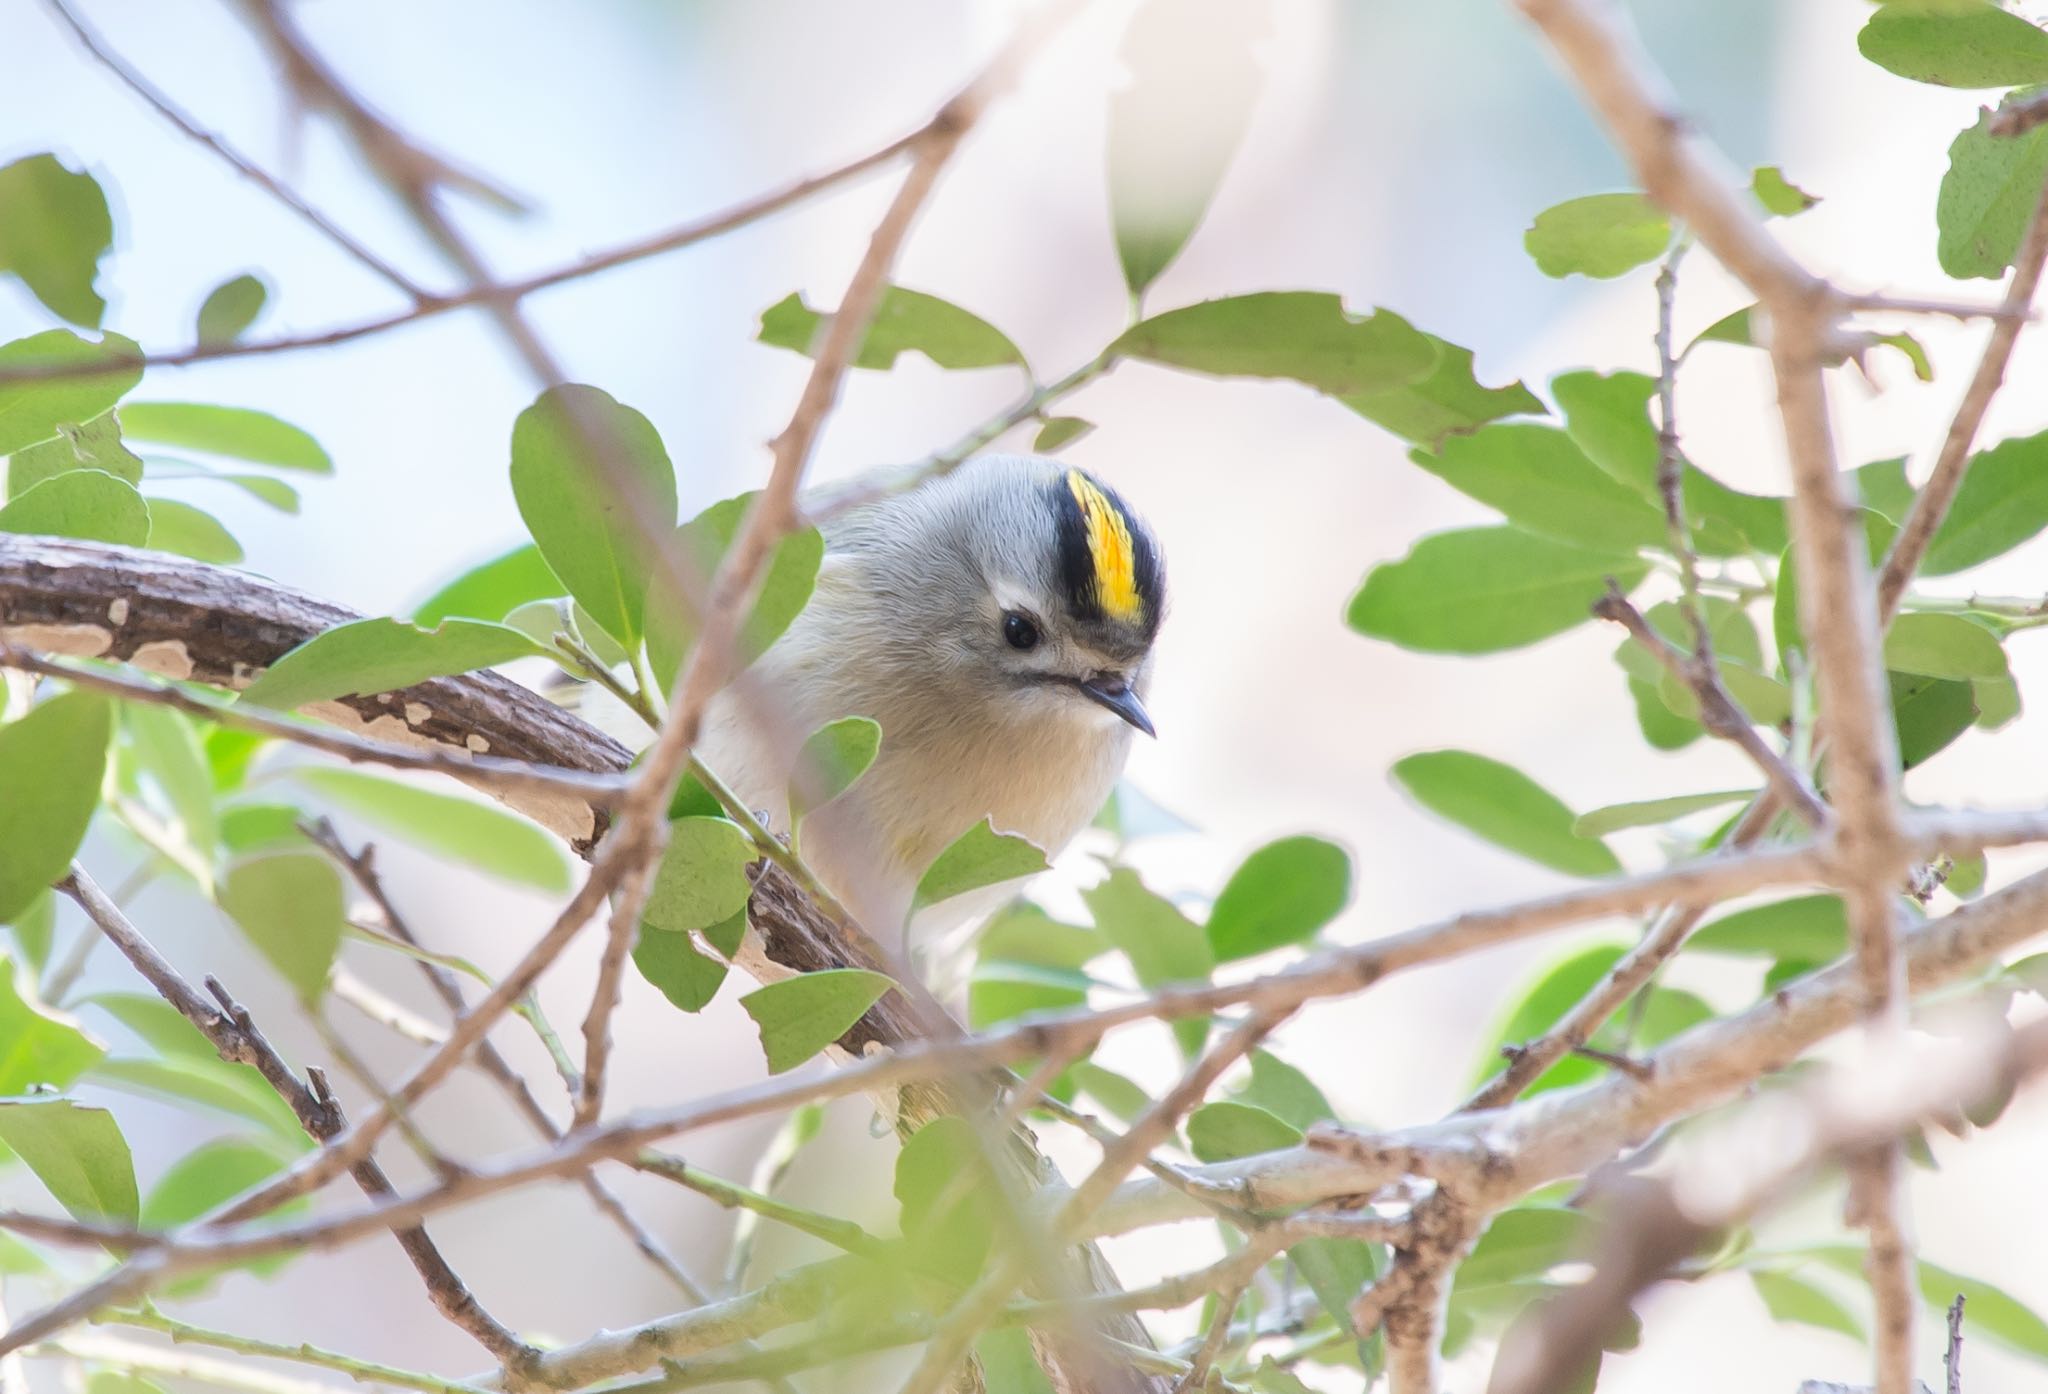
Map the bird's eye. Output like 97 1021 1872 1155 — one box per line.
1002 611 1040 651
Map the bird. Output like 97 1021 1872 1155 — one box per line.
697 453 1166 939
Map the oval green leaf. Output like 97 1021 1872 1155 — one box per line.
1523 193 1670 279
0 1098 137 1224
411 543 562 626
1204 835 1351 962
1110 292 1439 397
0 469 149 545
740 968 895 1074
220 851 345 1001
509 384 677 651
117 403 331 473
1349 526 1649 655
1392 749 1620 877
912 819 1050 913
0 155 112 328
0 692 112 921
291 767 571 893
240 616 547 711
643 816 758 935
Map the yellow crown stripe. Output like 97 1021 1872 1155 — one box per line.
1066 470 1141 621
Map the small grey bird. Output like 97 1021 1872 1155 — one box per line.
700 454 1165 936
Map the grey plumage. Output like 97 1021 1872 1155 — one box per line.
699 454 1164 935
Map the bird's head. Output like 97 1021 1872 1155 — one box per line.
840 455 1165 737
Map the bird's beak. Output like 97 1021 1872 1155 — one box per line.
1078 675 1155 737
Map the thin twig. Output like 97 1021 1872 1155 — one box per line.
1877 168 2048 622
1945 1293 1966 1394
1593 587 1827 827
40 0 426 299
53 869 539 1372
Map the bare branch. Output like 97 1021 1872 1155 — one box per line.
54 868 538 1371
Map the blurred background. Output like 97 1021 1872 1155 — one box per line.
6 0 2048 1389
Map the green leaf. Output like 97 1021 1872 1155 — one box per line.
0 956 103 1094
1921 429 2048 573
791 716 881 824
142 1136 293 1228
967 959 1088 1030
88 1052 313 1148
1854 457 1918 524
977 901 1104 972
81 991 221 1059
1185 1100 1301 1163
757 287 1025 372
1107 0 1267 295
1349 526 1648 655
645 492 823 690
1915 1259 2048 1362
1110 293 1438 397
740 968 895 1074
1523 193 1670 279
0 692 112 921
1410 423 1668 552
412 543 562 626
1891 670 1979 768
6 892 55 976
1749 1269 1865 1342
1884 613 2009 680
1859 0 2048 88
206 726 266 792
220 852 345 1001
0 155 112 328
1033 417 1094 452
913 819 1049 913
1691 895 1846 959
125 705 218 873
975 1328 1055 1394
1234 1050 1336 1129
0 330 142 454
219 803 305 854
241 616 545 710
1344 334 1544 450
1081 866 1215 1057
1068 1061 1149 1122
144 497 242 563
1290 1236 1380 1344
1391 750 1620 877
1938 100 2048 279
290 767 571 893
196 274 268 347
141 458 299 513
895 1116 998 1284
632 920 732 1013
0 1099 136 1223
1975 671 2023 729
0 469 149 545
1807 1247 2048 1363
508 383 677 649
117 403 330 473
1572 789 1758 837
10 412 144 497
1751 166 1820 216
1551 370 1788 556
1204 835 1351 961
643 817 758 935
1458 1207 1593 1288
